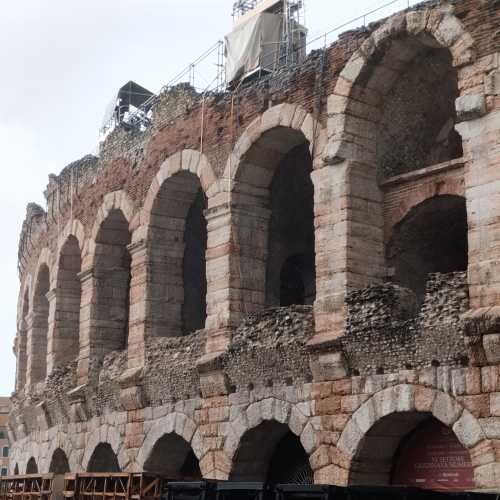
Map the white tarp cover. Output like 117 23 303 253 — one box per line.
225 12 282 83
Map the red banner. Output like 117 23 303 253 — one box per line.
392 419 474 491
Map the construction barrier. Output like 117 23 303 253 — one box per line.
1 475 498 500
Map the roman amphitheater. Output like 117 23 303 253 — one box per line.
8 0 500 491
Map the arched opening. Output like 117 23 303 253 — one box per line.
14 464 19 475
349 414 473 491
94 209 131 354
87 443 120 473
375 42 462 180
230 421 312 484
143 433 201 480
234 127 315 312
30 265 50 384
148 171 207 336
26 457 38 474
49 448 70 474
16 290 29 391
387 195 468 304
54 236 82 366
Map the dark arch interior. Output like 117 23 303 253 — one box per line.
387 195 468 304
392 419 473 491
349 413 473 491
143 433 201 480
49 448 70 474
87 443 120 473
56 236 82 365
14 464 19 475
95 209 131 352
230 421 312 484
376 44 462 180
266 142 315 307
31 265 50 383
182 188 208 334
149 171 207 336
26 457 38 474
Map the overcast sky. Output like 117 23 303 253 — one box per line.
0 0 416 396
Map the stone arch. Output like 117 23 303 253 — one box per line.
385 175 464 240
221 104 326 316
223 103 326 184
225 398 317 481
137 412 200 473
87 190 135 265
44 430 78 473
336 384 485 486
142 150 217 227
29 249 53 304
139 150 216 337
328 6 475 168
58 219 86 257
82 424 125 472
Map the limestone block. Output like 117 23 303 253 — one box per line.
337 419 363 458
490 392 500 416
483 333 500 364
432 392 463 426
309 352 348 382
352 399 376 434
300 422 317 454
315 464 349 486
120 387 145 412
474 462 500 490
453 410 485 448
456 94 486 121
451 368 466 396
289 407 308 436
479 417 500 439
484 70 500 97
481 366 499 393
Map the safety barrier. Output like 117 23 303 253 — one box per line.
1 475 497 500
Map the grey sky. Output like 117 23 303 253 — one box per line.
0 0 414 396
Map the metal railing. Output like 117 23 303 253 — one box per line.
102 0 421 137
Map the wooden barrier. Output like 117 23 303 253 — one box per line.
0 475 55 500
63 473 164 500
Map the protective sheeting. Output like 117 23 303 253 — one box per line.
225 12 282 83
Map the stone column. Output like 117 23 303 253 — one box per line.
457 94 500 367
14 327 27 393
26 309 48 387
126 240 149 370
76 268 95 385
309 160 385 379
46 288 57 375
203 199 271 357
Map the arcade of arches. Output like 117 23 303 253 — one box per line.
10 0 500 492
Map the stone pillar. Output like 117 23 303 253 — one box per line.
47 285 81 375
46 289 57 375
457 96 500 366
203 199 271 358
127 240 149 370
76 268 95 385
309 160 385 379
26 309 48 388
15 327 28 393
